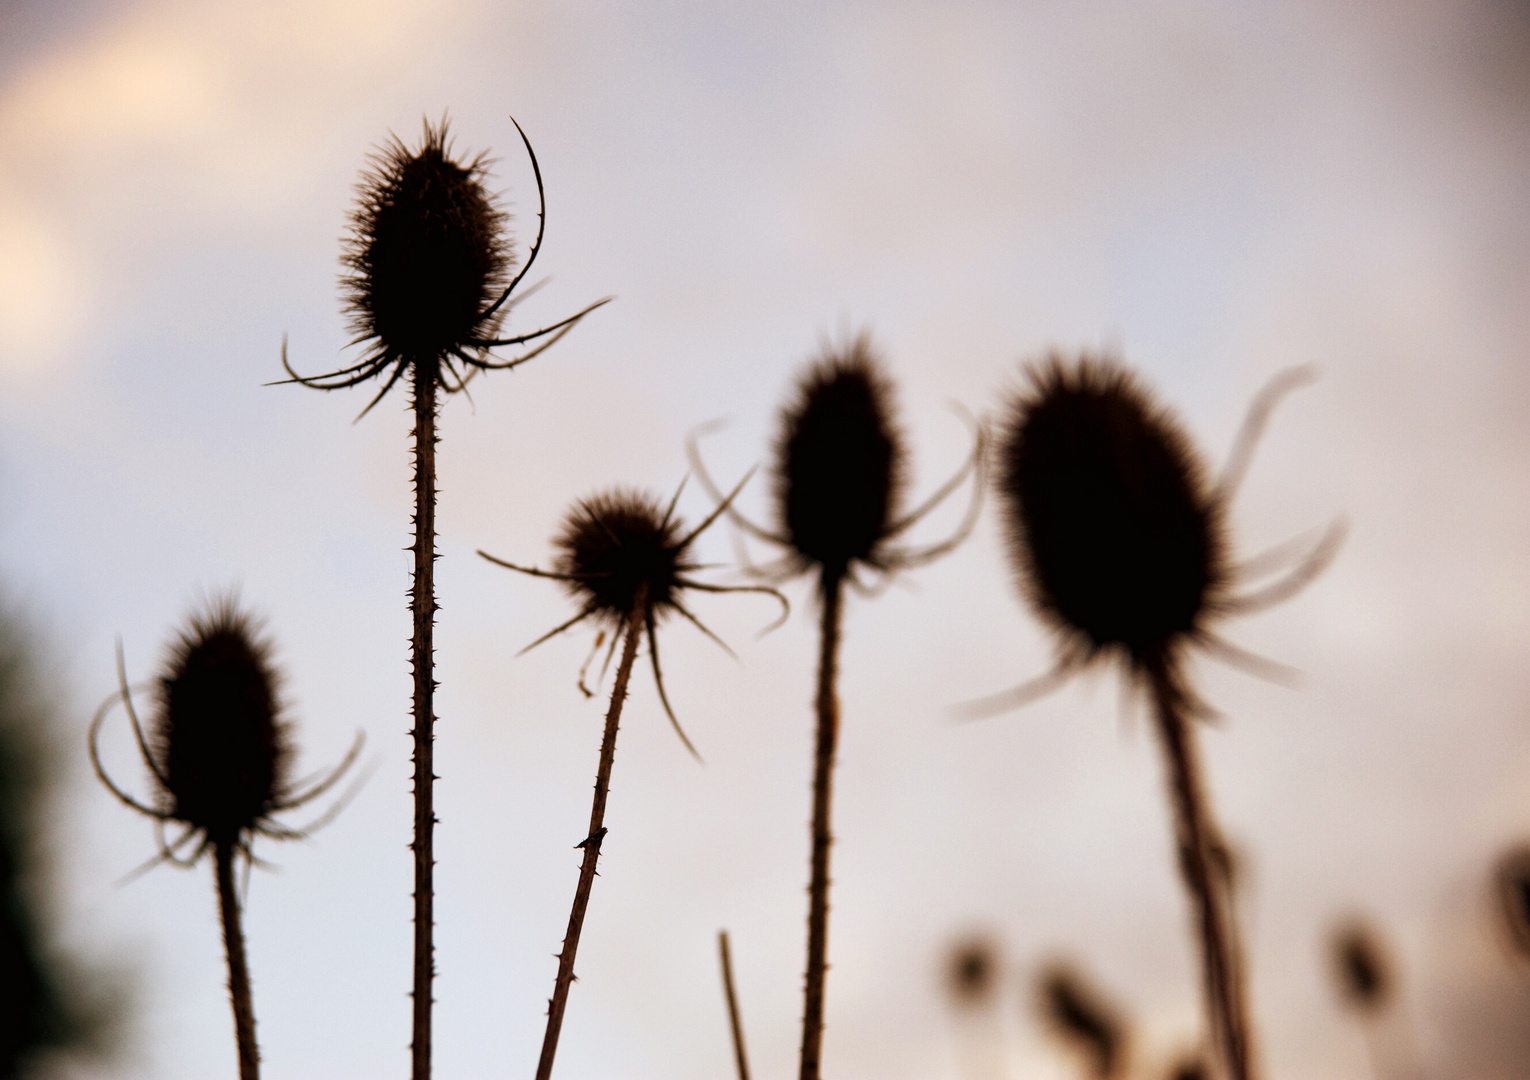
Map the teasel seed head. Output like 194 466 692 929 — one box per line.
151 600 290 845
1328 918 1393 1015
998 354 1228 674
554 489 696 629
773 334 907 579
342 118 510 367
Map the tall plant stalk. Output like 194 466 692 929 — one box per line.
800 569 844 1080
409 360 440 1080
214 839 259 1080
1148 667 1249 1080
536 585 646 1080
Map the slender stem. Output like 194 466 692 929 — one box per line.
799 569 844 1080
214 839 259 1080
410 360 440 1080
719 931 752 1080
1148 666 1253 1080
535 586 647 1080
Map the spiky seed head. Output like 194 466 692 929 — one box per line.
152 600 289 844
1329 919 1393 1014
945 935 1000 1008
342 119 511 366
1035 962 1128 1079
774 335 907 577
998 354 1228 670
555 489 694 625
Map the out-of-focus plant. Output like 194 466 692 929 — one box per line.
277 116 607 1080
977 355 1342 1080
90 598 361 1080
1034 960 1130 1080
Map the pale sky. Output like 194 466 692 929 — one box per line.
2 2 1530 1078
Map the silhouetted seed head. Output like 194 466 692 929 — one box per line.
946 935 1000 1008
774 336 907 578
999 355 1227 671
152 600 290 845
1036 962 1128 1079
1329 919 1393 1015
343 119 510 367
555 489 696 627
1494 845 1530 961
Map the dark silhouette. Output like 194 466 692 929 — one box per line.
277 116 607 1080
1035 962 1129 1079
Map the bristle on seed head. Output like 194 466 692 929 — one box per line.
555 489 694 625
342 118 511 366
998 354 1227 671
152 598 289 844
773 335 907 578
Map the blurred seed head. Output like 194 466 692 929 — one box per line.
998 354 1227 673
152 599 290 845
1035 960 1129 1079
1494 844 1530 961
555 489 699 628
342 118 510 367
1329 917 1395 1016
773 334 907 578
946 934 1001 1009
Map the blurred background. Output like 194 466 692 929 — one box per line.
0 0 1528 1076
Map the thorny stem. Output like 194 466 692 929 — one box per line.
535 584 647 1080
1148 665 1253 1080
214 840 259 1080
410 361 440 1080
719 931 752 1080
800 569 844 1080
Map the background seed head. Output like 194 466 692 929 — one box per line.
554 489 692 625
342 119 511 365
152 599 289 844
998 354 1228 668
773 335 907 577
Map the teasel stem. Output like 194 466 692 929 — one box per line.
214 839 259 1080
535 583 647 1080
799 568 844 1080
410 359 440 1080
719 931 752 1080
1147 664 1252 1080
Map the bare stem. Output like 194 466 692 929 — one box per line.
410 361 440 1080
535 586 647 1080
214 839 259 1080
799 569 844 1080
719 931 752 1080
1148 666 1253 1080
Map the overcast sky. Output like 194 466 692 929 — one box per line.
2 1 1530 1078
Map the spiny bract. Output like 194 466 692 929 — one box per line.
774 336 908 576
343 119 510 366
998 355 1229 668
153 600 290 845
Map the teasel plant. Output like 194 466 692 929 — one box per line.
88 597 363 1080
689 332 985 1080
478 479 783 1080
276 116 607 1079
971 354 1344 1080
1034 960 1131 1080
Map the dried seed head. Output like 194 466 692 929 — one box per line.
773 335 907 577
998 354 1228 670
554 489 694 625
1035 961 1128 1079
152 600 289 844
342 118 510 366
945 935 1000 1008
1329 918 1393 1015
